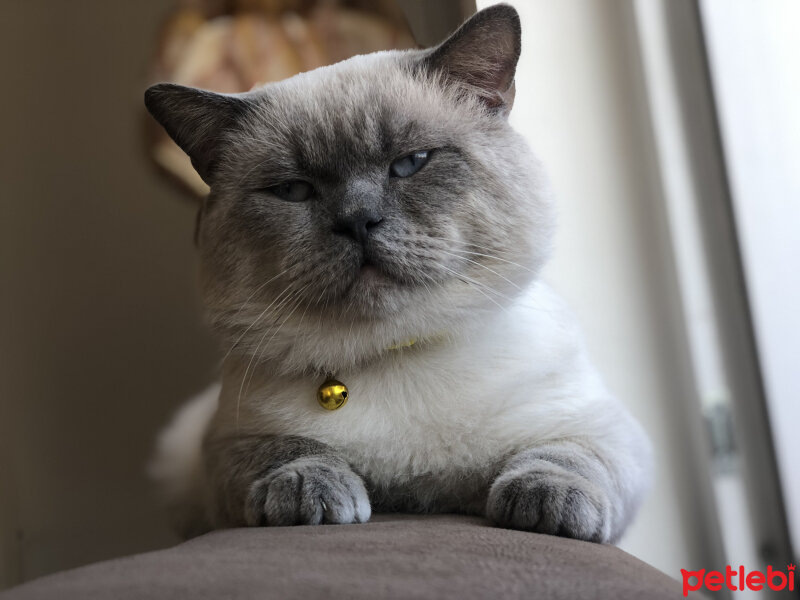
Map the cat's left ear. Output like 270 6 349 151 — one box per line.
422 4 521 115
145 83 250 184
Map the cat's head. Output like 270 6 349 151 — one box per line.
145 4 554 374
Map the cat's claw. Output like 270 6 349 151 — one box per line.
486 463 612 542
245 457 371 526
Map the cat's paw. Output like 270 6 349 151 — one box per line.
245 457 371 526
486 462 611 542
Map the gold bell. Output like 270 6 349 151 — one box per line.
317 378 349 411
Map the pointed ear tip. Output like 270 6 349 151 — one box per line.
144 83 197 118
144 83 171 111
478 3 521 27
468 4 521 51
145 81 183 95
484 3 520 19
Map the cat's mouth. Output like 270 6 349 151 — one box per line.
359 258 382 278
350 249 440 291
324 256 395 310
343 254 409 294
352 259 392 293
326 245 442 309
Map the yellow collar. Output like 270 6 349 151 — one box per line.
386 338 417 350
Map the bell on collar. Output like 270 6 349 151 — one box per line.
317 378 348 411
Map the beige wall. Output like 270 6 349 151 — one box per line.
0 1 219 586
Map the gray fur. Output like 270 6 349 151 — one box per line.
202 431 494 528
368 466 496 517
487 441 623 542
247 457 370 527
203 433 369 528
145 5 644 543
145 5 549 377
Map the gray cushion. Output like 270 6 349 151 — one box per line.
1 515 697 599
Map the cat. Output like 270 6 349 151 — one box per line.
145 4 651 543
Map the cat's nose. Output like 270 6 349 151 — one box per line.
332 209 384 246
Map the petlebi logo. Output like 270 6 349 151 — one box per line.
681 563 795 596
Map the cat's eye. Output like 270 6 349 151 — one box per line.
390 150 431 178
265 181 314 202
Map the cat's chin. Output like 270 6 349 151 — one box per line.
359 262 382 280
346 267 398 306
330 261 417 317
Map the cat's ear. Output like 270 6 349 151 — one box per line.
144 83 250 184
423 4 521 114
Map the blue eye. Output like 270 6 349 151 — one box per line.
266 181 314 202
390 150 431 178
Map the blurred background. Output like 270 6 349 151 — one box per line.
1 1 797 597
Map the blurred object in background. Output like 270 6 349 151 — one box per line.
149 0 417 196
632 0 800 594
701 0 800 579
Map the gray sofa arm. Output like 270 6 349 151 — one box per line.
0 515 698 599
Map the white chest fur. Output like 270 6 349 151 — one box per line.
215 283 613 487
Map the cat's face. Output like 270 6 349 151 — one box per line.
146 5 554 372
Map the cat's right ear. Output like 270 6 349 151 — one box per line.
144 83 250 184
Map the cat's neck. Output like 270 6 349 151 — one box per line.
219 304 502 381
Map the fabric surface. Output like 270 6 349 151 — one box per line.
1 514 698 599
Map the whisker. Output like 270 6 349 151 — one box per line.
242 285 310 401
432 236 527 257
432 263 511 314
235 282 310 428
468 283 512 314
443 247 535 274
436 262 514 303
438 249 522 290
221 268 291 362
224 282 295 362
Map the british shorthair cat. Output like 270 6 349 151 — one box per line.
145 4 651 543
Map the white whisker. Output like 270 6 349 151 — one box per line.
439 249 522 290
241 285 311 401
443 247 535 274
221 268 290 362
235 282 311 428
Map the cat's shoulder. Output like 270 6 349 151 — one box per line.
441 281 587 373
509 281 582 337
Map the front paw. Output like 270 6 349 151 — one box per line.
486 462 611 542
245 457 371 526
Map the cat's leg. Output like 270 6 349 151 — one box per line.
486 437 646 543
204 434 371 528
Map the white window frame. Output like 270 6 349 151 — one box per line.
630 0 795 572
